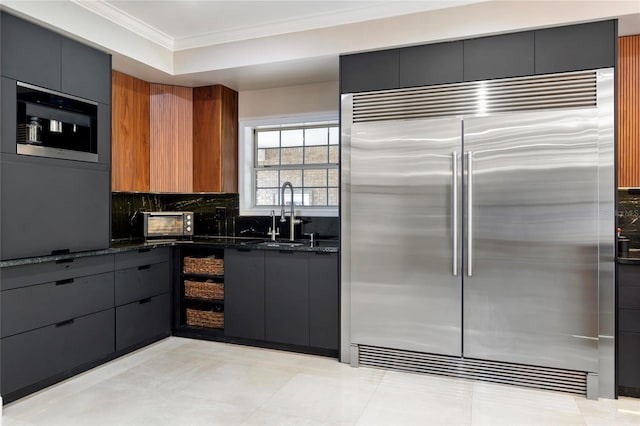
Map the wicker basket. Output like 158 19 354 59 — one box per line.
183 257 224 275
185 280 224 300
186 307 224 329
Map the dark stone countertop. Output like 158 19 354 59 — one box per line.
0 236 339 267
617 249 640 264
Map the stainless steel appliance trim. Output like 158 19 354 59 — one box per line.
16 143 98 163
466 151 473 277
17 81 98 106
142 211 194 238
358 344 588 395
452 151 458 276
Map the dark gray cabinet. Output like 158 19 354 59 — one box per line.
61 38 112 104
1 12 61 89
618 263 640 393
1 77 17 155
308 252 339 350
0 157 110 260
224 249 266 341
340 49 399 93
399 41 463 88
114 248 172 351
463 32 534 81
535 20 616 75
1 309 114 396
265 251 310 346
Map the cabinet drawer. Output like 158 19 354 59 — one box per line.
619 332 640 388
115 262 170 306
620 309 640 333
620 287 640 310
115 248 171 270
2 271 114 338
116 293 170 351
1 254 114 291
1 309 114 395
618 264 640 288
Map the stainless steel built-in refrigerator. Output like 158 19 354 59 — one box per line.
341 69 614 398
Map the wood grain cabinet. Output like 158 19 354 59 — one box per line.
618 35 640 188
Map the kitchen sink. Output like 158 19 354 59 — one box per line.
253 241 304 248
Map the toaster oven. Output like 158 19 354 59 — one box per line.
142 211 194 239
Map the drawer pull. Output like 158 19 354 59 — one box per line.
138 265 151 271
138 248 151 253
55 319 75 327
55 258 74 264
237 248 252 252
279 250 295 254
55 278 75 286
139 298 152 304
314 252 333 256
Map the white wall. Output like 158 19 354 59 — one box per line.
238 81 339 120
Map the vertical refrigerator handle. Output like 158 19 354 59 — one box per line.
467 151 473 277
452 152 458 276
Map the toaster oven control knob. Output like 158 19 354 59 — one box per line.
186 214 191 220
187 220 191 226
186 226 192 232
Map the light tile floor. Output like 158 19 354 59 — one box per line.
2 337 640 425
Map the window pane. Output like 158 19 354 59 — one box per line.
257 148 280 166
256 170 278 188
281 129 303 147
305 128 327 146
304 169 327 187
304 188 327 206
283 188 304 206
280 169 302 187
256 188 280 206
328 188 339 206
328 169 339 186
329 127 339 145
329 145 339 163
257 131 279 148
281 147 303 165
305 146 328 164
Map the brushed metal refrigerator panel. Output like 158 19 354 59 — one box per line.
350 117 462 356
463 109 599 373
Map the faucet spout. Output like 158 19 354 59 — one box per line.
280 181 299 241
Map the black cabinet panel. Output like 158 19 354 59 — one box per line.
2 271 114 338
1 77 17 155
116 293 170 351
1 308 114 395
115 248 171 270
463 32 534 81
265 251 309 346
115 262 170 306
0 157 110 260
399 41 463 88
618 264 639 287
619 332 640 388
620 287 640 310
535 20 615 74
1 12 61 89
340 49 399 93
308 253 339 350
1 254 114 291
97 103 112 166
224 249 266 341
620 310 640 333
61 38 112 104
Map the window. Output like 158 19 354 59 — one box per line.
239 113 339 216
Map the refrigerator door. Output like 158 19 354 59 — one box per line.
350 117 462 356
463 109 599 372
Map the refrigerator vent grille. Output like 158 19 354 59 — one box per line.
358 345 588 395
352 71 597 122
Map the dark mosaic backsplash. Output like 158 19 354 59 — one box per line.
112 192 339 241
618 189 640 248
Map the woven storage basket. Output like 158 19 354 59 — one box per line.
185 280 224 300
186 307 224 329
183 257 224 275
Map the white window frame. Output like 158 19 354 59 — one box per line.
239 112 339 217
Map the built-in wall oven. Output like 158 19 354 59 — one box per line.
16 81 98 162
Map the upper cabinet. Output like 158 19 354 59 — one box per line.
340 20 616 94
111 72 239 193
61 38 112 104
618 35 640 188
112 71 150 192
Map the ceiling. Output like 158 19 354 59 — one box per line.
2 1 639 91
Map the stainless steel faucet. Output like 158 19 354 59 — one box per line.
280 181 301 241
267 210 279 241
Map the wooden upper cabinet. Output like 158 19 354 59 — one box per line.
149 84 194 192
112 71 150 192
193 85 238 192
618 35 640 188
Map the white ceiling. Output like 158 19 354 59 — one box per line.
2 1 639 91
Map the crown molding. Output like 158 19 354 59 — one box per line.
71 0 174 50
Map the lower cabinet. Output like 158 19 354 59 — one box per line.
1 309 114 396
618 263 640 395
116 293 170 351
224 248 339 352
